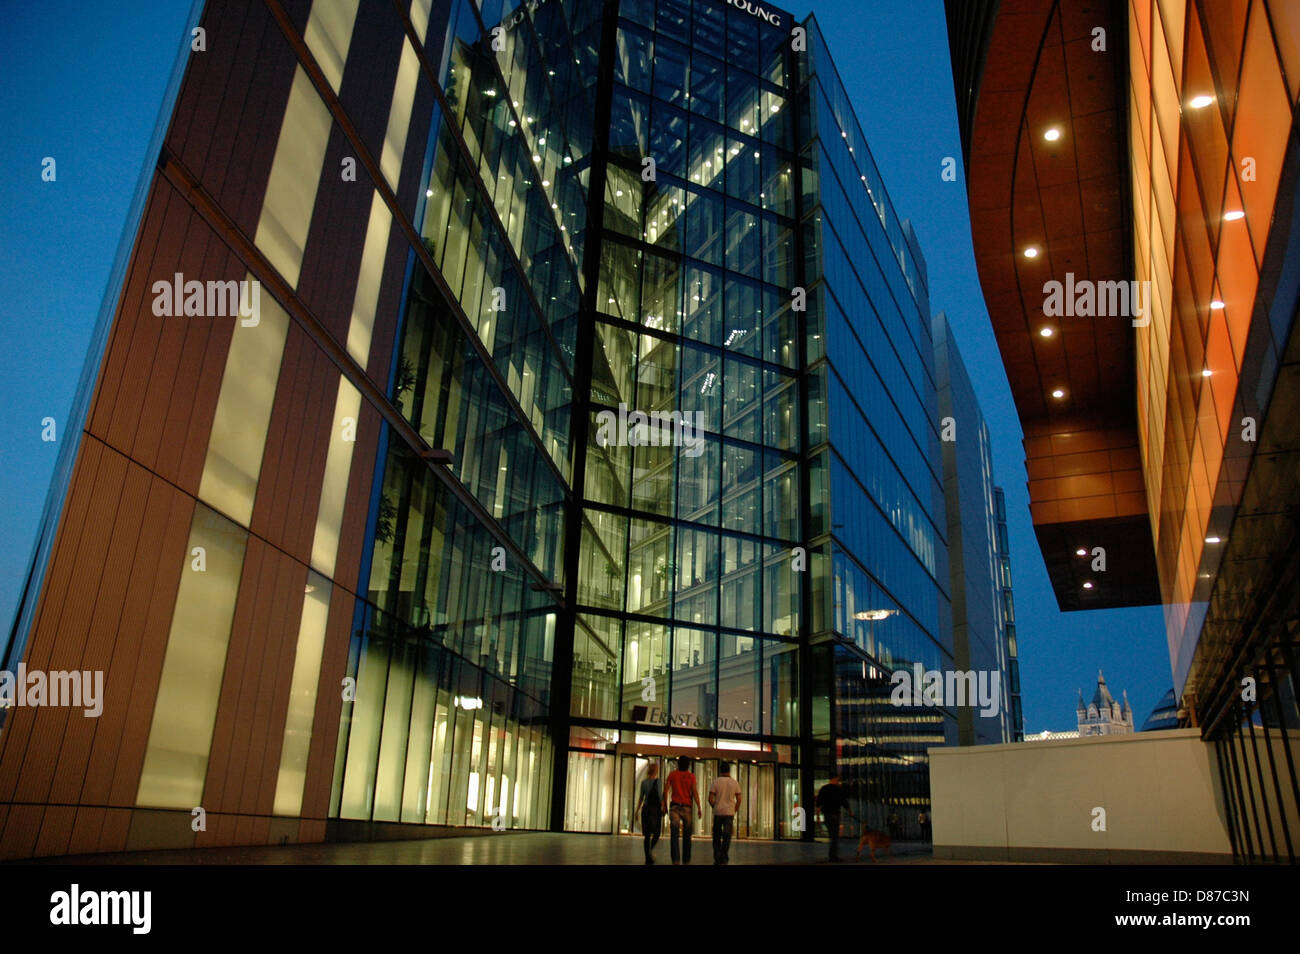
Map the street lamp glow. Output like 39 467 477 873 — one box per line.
854 609 898 621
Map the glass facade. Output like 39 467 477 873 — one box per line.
993 487 1024 742
564 0 806 834
332 0 603 831
796 20 956 831
933 311 1014 747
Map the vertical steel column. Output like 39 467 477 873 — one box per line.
1244 697 1279 861
1257 664 1295 863
549 0 622 832
784 17 816 842
1214 737 1242 862
1225 707 1258 862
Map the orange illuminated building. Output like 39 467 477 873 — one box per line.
947 0 1300 862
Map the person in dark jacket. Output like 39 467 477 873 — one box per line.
633 762 665 864
815 774 852 862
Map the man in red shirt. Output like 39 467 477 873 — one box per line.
664 757 702 865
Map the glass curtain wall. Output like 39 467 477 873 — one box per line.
567 0 803 833
331 0 600 832
799 17 956 805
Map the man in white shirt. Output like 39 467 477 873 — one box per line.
708 761 743 865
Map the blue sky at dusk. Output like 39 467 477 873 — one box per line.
0 0 1171 732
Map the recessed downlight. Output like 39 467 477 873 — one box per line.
1205 536 1222 544
1052 388 1065 399
1210 299 1225 310
1076 548 1088 556
1083 581 1094 589
1043 127 1062 142
1040 327 1055 338
1202 368 1213 377
1224 210 1245 221
1189 94 1215 109
1024 246 1040 259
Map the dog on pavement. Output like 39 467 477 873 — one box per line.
855 829 892 862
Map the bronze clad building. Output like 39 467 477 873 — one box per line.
947 0 1300 862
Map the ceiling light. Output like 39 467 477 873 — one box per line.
1043 127 1062 142
1076 548 1087 556
1083 581 1094 589
1224 210 1244 221
1189 94 1214 109
1052 388 1065 399
1023 246 1040 259
1205 536 1222 544
1040 327 1054 338
425 189 433 197
1202 368 1212 377
1210 299 1225 310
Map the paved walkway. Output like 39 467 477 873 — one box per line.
30 833 935 866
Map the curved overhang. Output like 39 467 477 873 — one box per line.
946 0 1160 611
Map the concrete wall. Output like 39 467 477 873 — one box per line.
929 728 1233 863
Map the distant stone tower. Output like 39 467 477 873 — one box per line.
1076 671 1135 736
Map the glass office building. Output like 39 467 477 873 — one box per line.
934 311 1019 747
0 0 985 857
993 487 1024 742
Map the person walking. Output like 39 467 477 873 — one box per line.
918 809 931 842
708 761 743 865
664 756 701 865
633 762 664 864
815 774 851 862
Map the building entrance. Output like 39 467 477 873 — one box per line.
617 747 775 839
